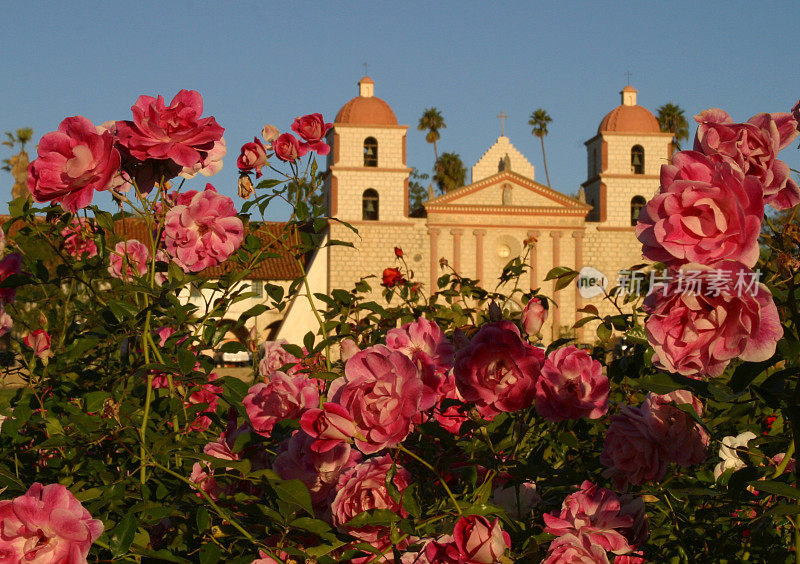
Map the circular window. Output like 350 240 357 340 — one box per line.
498 244 511 258
414 253 423 263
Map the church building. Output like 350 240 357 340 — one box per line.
292 77 672 342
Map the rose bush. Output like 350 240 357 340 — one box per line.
0 90 798 563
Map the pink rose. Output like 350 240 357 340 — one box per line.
300 402 358 453
454 321 544 420
0 253 22 304
328 345 423 454
643 261 782 378
108 240 150 281
637 151 764 268
601 404 670 488
272 132 306 162
0 482 104 562
331 454 410 542
535 345 609 422
258 339 301 379
433 370 469 434
237 137 269 178
24 329 52 361
386 317 455 410
694 108 799 209
520 296 548 337
186 374 223 431
62 217 98 259
180 137 227 179
273 430 360 505
190 462 220 501
291 113 333 155
450 515 511 563
544 481 634 555
642 390 708 467
27 116 120 212
543 534 611 564
163 184 244 273
339 338 361 363
115 89 224 170
243 371 319 437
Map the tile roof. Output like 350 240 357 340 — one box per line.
1 214 312 281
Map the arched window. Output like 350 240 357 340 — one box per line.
363 137 378 167
362 189 379 220
631 145 644 174
630 195 646 225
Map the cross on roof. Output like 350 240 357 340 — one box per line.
497 111 508 136
363 62 369 75
625 71 633 84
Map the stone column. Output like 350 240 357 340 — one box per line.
527 230 540 291
572 230 585 341
428 228 440 291
473 230 486 283
451 229 463 273
550 231 562 341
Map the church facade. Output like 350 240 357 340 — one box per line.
300 77 672 342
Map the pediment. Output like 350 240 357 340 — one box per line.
424 171 591 213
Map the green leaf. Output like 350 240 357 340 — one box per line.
751 480 800 499
256 178 283 190
554 271 579 291
763 503 800 517
344 508 399 528
196 506 210 531
544 267 576 281
625 325 648 345
729 355 778 393
289 517 332 534
198 543 221 564
83 391 110 413
272 479 314 516
111 512 137 556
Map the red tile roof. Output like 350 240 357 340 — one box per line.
1 214 311 281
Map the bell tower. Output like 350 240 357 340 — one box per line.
325 77 410 222
582 85 673 226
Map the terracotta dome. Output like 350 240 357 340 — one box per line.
335 77 398 126
598 86 660 134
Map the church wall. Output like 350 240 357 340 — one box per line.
327 219 429 300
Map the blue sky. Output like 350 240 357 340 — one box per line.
1 1 798 219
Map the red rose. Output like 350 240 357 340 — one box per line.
454 320 544 420
382 267 405 287
236 137 268 177
272 132 306 162
291 113 332 155
394 246 403 257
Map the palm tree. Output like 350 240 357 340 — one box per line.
433 152 466 193
418 108 446 164
528 109 552 187
656 103 689 152
2 128 34 200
